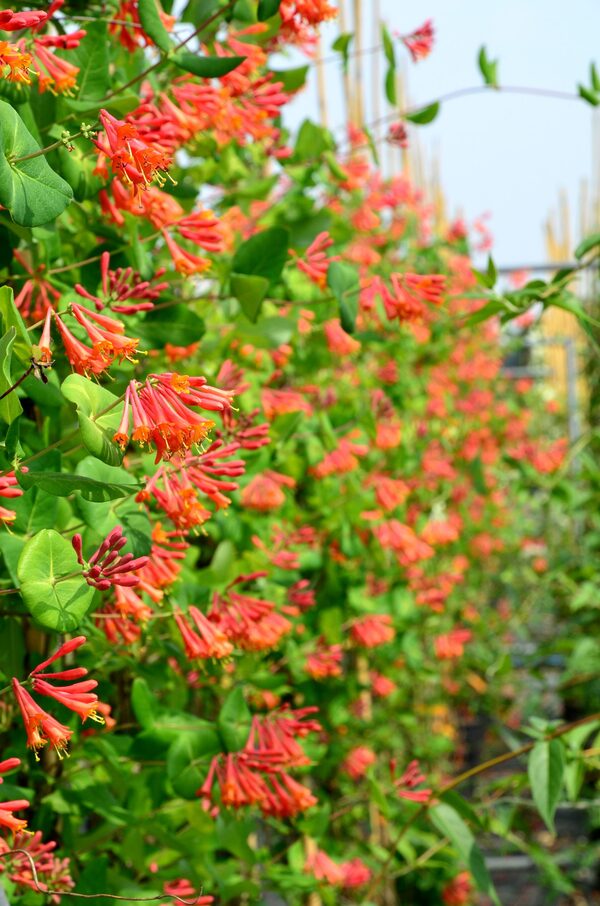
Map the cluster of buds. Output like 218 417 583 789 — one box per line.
391 759 432 803
72 527 149 591
74 251 168 314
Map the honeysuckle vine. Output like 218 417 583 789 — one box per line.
0 2 598 905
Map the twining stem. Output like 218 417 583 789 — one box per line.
101 0 237 103
365 709 600 896
0 362 35 400
12 130 86 165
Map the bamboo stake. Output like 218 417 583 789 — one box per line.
315 32 328 129
337 0 353 125
352 0 364 125
372 0 381 142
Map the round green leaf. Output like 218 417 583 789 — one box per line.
231 227 290 284
217 687 252 752
17 529 95 631
61 373 124 466
167 726 221 798
0 100 73 227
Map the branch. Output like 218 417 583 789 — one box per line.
0 850 208 904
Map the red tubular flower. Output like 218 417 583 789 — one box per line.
305 642 343 679
114 374 234 463
0 471 24 524
69 303 140 367
305 848 345 885
0 758 28 834
442 871 472 906
96 108 173 200
310 435 368 479
11 679 72 760
401 19 435 62
434 628 472 660
175 209 225 252
341 746 376 780
393 759 432 802
162 880 213 906
175 607 234 660
296 231 338 288
52 311 110 376
349 614 395 649
31 41 79 94
341 858 372 888
323 319 361 356
32 678 103 724
0 8 47 30
287 579 315 611
34 30 87 50
240 470 296 512
162 229 211 275
0 830 74 899
387 121 409 147
0 41 33 84
209 574 292 652
245 707 321 767
30 636 87 675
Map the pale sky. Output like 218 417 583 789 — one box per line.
277 1 600 268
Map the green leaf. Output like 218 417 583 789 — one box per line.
381 24 396 65
404 102 440 125
232 227 290 284
74 457 151 556
217 687 252 752
19 469 139 502
528 740 565 834
61 374 123 466
138 0 172 51
68 20 110 105
478 45 499 87
591 62 600 92
139 304 205 348
331 33 353 71
578 84 600 106
257 0 281 20
131 677 157 729
385 67 397 105
461 299 506 327
0 286 33 365
231 273 269 322
294 120 334 162
0 100 73 227
17 529 95 631
574 231 600 259
430 803 500 905
269 65 309 93
327 261 360 334
0 328 22 425
167 727 221 798
172 52 246 78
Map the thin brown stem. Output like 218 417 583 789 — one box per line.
101 0 237 104
0 362 34 400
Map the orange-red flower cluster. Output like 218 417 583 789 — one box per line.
12 636 105 760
